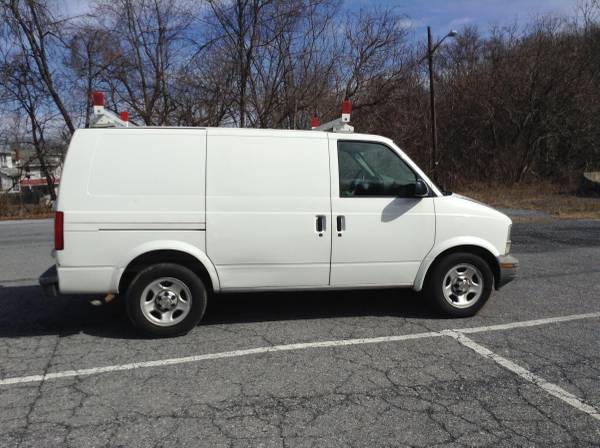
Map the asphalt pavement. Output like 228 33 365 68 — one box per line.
0 217 599 447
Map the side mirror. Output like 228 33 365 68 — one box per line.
414 179 429 197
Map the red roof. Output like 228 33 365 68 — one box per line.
20 178 60 187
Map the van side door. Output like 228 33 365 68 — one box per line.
329 138 435 287
206 132 332 290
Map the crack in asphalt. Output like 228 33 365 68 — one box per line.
14 334 62 448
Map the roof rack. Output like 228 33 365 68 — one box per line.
90 92 132 128
311 98 354 133
88 91 353 132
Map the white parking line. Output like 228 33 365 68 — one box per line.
0 311 599 387
445 330 600 422
454 312 600 334
0 331 443 386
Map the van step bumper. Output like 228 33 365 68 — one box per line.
496 255 519 289
39 265 59 297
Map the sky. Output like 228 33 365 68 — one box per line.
344 0 580 38
63 0 580 24
60 0 582 43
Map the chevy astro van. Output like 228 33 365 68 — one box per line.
39 109 518 337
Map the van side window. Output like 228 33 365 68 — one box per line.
338 141 417 197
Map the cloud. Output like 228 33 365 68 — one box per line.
59 0 93 18
448 16 475 29
346 0 579 36
397 17 414 29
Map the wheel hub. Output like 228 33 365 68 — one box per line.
442 263 484 309
156 290 178 311
452 277 471 295
140 277 192 327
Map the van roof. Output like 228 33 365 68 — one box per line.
75 126 393 144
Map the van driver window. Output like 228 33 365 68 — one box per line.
338 141 417 197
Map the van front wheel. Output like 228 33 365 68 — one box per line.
126 263 207 337
425 252 493 317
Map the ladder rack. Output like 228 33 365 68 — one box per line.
90 92 132 128
87 91 354 132
311 98 354 133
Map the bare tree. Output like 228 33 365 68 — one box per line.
1 0 76 135
0 50 59 199
89 0 195 125
204 0 273 127
339 8 411 108
66 23 120 128
246 0 338 128
173 48 237 126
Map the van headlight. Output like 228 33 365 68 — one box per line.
505 224 512 254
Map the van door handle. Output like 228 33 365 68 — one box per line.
336 215 345 235
316 215 326 235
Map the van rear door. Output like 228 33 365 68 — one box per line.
206 131 331 289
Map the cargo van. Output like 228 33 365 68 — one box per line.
39 99 518 337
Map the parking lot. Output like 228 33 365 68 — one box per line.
0 217 599 447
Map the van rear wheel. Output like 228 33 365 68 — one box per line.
425 252 493 317
126 263 207 337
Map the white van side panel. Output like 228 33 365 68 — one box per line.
59 129 206 217
206 131 331 289
56 129 208 293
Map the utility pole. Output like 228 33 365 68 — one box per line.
425 27 458 184
427 26 437 182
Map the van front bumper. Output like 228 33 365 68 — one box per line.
496 255 519 289
39 265 59 297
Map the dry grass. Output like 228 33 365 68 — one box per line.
0 209 53 221
0 196 53 221
460 182 600 220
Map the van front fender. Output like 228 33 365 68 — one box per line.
413 237 500 292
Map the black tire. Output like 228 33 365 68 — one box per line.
425 252 493 317
126 263 207 337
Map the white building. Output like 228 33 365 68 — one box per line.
0 148 20 192
0 147 61 194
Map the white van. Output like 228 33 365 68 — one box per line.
39 125 518 337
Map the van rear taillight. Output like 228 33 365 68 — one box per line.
54 211 64 250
